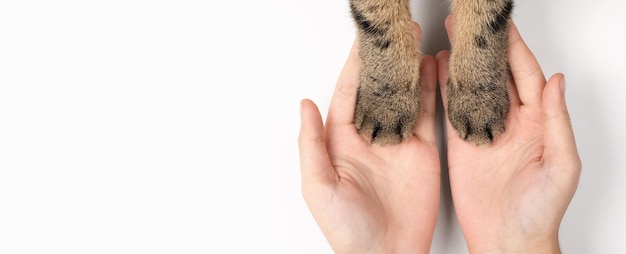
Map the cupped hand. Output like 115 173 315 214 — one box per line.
298 25 441 254
437 17 582 253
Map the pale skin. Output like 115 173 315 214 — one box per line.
298 17 581 254
438 17 582 253
299 23 440 254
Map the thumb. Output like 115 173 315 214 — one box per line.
298 99 336 189
542 74 582 174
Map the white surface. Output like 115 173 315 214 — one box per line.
0 0 624 253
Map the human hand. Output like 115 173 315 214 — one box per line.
437 17 582 253
298 25 440 253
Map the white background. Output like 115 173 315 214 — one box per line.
0 0 624 253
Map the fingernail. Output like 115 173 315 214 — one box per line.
560 75 566 94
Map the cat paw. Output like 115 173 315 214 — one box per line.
354 75 420 145
348 1 421 145
446 0 513 145
446 77 509 146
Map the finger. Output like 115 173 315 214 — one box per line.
541 74 582 175
414 55 438 142
436 50 450 116
507 76 523 108
436 50 461 142
326 39 360 126
508 23 546 107
412 21 423 40
298 99 337 187
444 15 455 45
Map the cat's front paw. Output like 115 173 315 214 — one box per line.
354 75 420 145
446 0 513 145
447 77 509 146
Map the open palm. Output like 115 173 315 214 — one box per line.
298 32 441 253
438 18 581 253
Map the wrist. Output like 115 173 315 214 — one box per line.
468 235 561 254
471 246 560 254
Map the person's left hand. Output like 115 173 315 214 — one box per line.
298 27 440 253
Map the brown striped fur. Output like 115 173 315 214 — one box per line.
350 0 513 145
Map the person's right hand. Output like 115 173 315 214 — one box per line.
437 17 582 253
